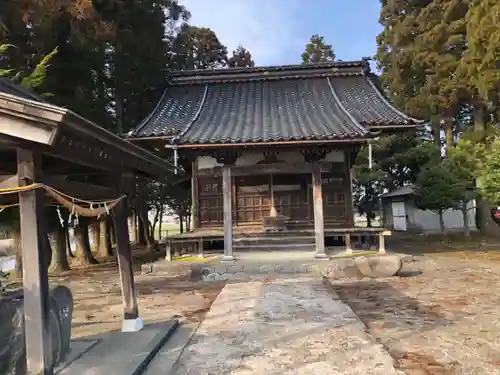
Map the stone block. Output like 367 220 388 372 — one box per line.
232 272 251 281
273 265 284 273
202 273 218 281
225 265 244 273
258 265 273 273
0 284 74 375
213 273 228 281
355 255 402 278
141 264 153 274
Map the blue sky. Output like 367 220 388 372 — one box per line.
177 0 383 67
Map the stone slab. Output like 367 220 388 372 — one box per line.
170 278 403 375
55 340 99 374
143 323 200 375
58 320 179 375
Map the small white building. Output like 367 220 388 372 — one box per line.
380 185 476 232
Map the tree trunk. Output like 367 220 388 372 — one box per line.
179 214 184 234
128 215 136 243
43 232 51 269
66 225 74 258
366 214 372 228
186 214 191 232
431 116 441 147
48 224 70 273
474 102 496 235
137 213 147 245
134 213 140 243
461 201 470 239
12 228 22 279
438 210 445 233
74 218 99 265
89 220 100 253
138 208 153 248
444 119 454 154
109 215 117 247
158 207 164 241
97 216 113 257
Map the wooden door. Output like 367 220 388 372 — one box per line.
198 177 223 226
235 176 270 225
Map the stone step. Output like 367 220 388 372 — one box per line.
233 236 315 246
233 243 315 252
236 231 313 238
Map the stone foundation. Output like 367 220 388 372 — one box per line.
189 254 409 282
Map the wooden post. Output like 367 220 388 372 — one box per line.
17 148 53 375
113 183 142 332
345 233 353 254
222 165 234 262
198 238 204 258
344 150 355 227
312 164 328 259
191 158 199 230
269 174 277 217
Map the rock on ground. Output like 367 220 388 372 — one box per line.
355 255 403 278
171 277 403 375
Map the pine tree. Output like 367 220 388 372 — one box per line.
171 24 228 70
412 0 469 151
228 45 255 68
376 0 436 139
301 34 335 64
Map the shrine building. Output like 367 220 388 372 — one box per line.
128 60 422 260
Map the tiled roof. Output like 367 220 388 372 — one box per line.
131 61 423 145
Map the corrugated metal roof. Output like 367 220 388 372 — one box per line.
380 185 415 199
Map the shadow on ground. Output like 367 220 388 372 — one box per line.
328 278 458 374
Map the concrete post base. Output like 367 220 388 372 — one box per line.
121 317 144 332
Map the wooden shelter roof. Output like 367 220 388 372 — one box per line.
0 81 173 179
129 60 423 146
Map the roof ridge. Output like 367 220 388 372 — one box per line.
169 62 369 85
326 77 367 135
131 86 170 136
176 84 208 141
366 76 425 124
170 60 369 77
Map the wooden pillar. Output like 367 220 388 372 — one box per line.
378 232 386 254
269 174 277 217
312 164 328 259
17 148 53 375
345 233 353 254
113 176 142 332
344 150 355 227
191 158 200 230
222 165 234 262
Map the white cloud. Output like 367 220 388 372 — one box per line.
177 0 304 66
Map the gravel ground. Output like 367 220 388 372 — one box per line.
331 254 500 375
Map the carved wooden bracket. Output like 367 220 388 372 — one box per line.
210 150 239 165
301 148 329 163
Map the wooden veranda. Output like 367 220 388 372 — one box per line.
0 83 173 375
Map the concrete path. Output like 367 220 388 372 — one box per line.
170 277 403 375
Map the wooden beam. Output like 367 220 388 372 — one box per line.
312 164 327 259
197 162 344 178
221 165 234 262
17 148 53 374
